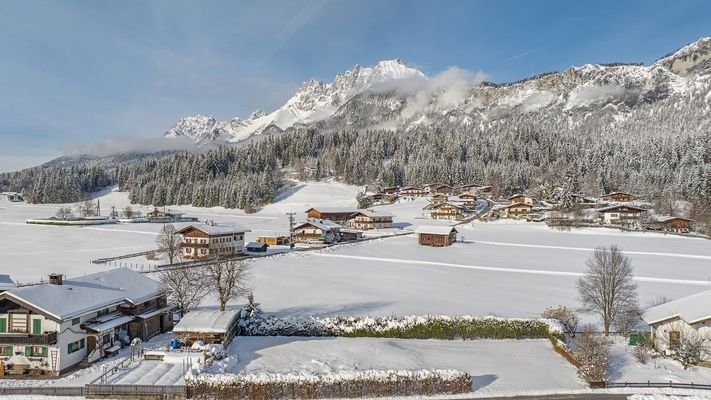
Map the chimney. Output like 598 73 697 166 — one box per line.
49 273 63 285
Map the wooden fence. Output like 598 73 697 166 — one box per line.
0 386 85 396
86 384 187 396
604 381 711 390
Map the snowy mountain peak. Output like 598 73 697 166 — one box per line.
248 110 266 120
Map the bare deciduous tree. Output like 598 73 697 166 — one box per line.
574 325 611 384
542 305 579 338
156 224 182 264
205 258 251 311
56 207 73 220
160 267 209 317
577 245 639 336
77 199 97 217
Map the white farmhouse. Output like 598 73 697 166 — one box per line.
176 223 251 260
642 290 711 361
0 268 172 376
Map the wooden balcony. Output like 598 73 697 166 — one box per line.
0 331 58 345
180 243 209 248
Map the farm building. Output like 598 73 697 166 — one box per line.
0 268 172 376
245 242 269 252
642 290 711 361
294 219 342 244
599 192 634 202
305 207 358 224
176 223 250 260
257 236 290 246
5 193 23 202
648 217 694 233
381 186 400 195
430 184 454 195
415 225 458 247
340 229 364 241
146 208 198 223
348 210 394 230
399 186 425 199
367 193 397 205
173 308 241 347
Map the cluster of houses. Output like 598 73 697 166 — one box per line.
291 207 395 244
488 191 695 233
365 183 490 205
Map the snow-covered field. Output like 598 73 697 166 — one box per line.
2 181 710 317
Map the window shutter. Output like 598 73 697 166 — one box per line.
33 319 42 335
3 346 11 356
67 343 72 353
0 318 5 333
25 346 32 357
41 347 48 357
80 338 85 349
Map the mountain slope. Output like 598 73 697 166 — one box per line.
165 38 711 144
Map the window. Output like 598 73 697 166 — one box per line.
25 346 47 357
102 333 111 345
32 319 42 335
669 330 681 348
72 317 80 326
67 338 85 354
97 308 110 317
2 346 12 356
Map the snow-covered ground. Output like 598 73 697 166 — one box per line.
210 336 583 397
2 181 710 317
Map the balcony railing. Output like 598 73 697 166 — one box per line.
0 331 58 345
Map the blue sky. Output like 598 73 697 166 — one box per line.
0 0 709 171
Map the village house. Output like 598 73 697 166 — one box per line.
381 186 401 195
293 219 342 244
423 183 445 193
430 184 454 195
596 205 646 229
0 269 172 376
477 186 492 194
305 207 359 224
642 290 711 361
415 225 458 247
425 202 467 221
450 193 478 208
508 194 534 206
5 193 23 202
399 186 425 199
173 308 241 347
648 216 694 233
570 193 596 204
495 203 533 219
430 193 449 204
456 184 480 194
599 191 634 203
348 210 394 230
176 223 250 260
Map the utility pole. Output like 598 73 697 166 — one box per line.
287 212 296 249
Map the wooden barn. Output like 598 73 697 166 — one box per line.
650 217 694 233
173 308 241 347
415 225 458 247
245 242 269 252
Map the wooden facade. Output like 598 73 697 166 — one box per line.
508 194 534 206
257 236 290 246
599 192 634 202
177 224 247 260
427 202 466 221
416 227 458 247
305 208 358 223
497 203 533 219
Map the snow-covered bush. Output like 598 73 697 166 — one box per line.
574 327 611 384
241 314 559 340
186 369 471 399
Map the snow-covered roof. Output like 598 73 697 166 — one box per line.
296 219 342 231
0 274 16 291
173 308 241 334
655 216 693 223
305 207 358 214
246 241 267 248
415 225 458 235
1 268 165 321
84 314 135 333
508 194 530 200
501 202 533 209
600 191 632 197
352 210 394 218
176 223 251 236
643 290 711 325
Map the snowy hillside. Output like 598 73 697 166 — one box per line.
165 38 711 144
